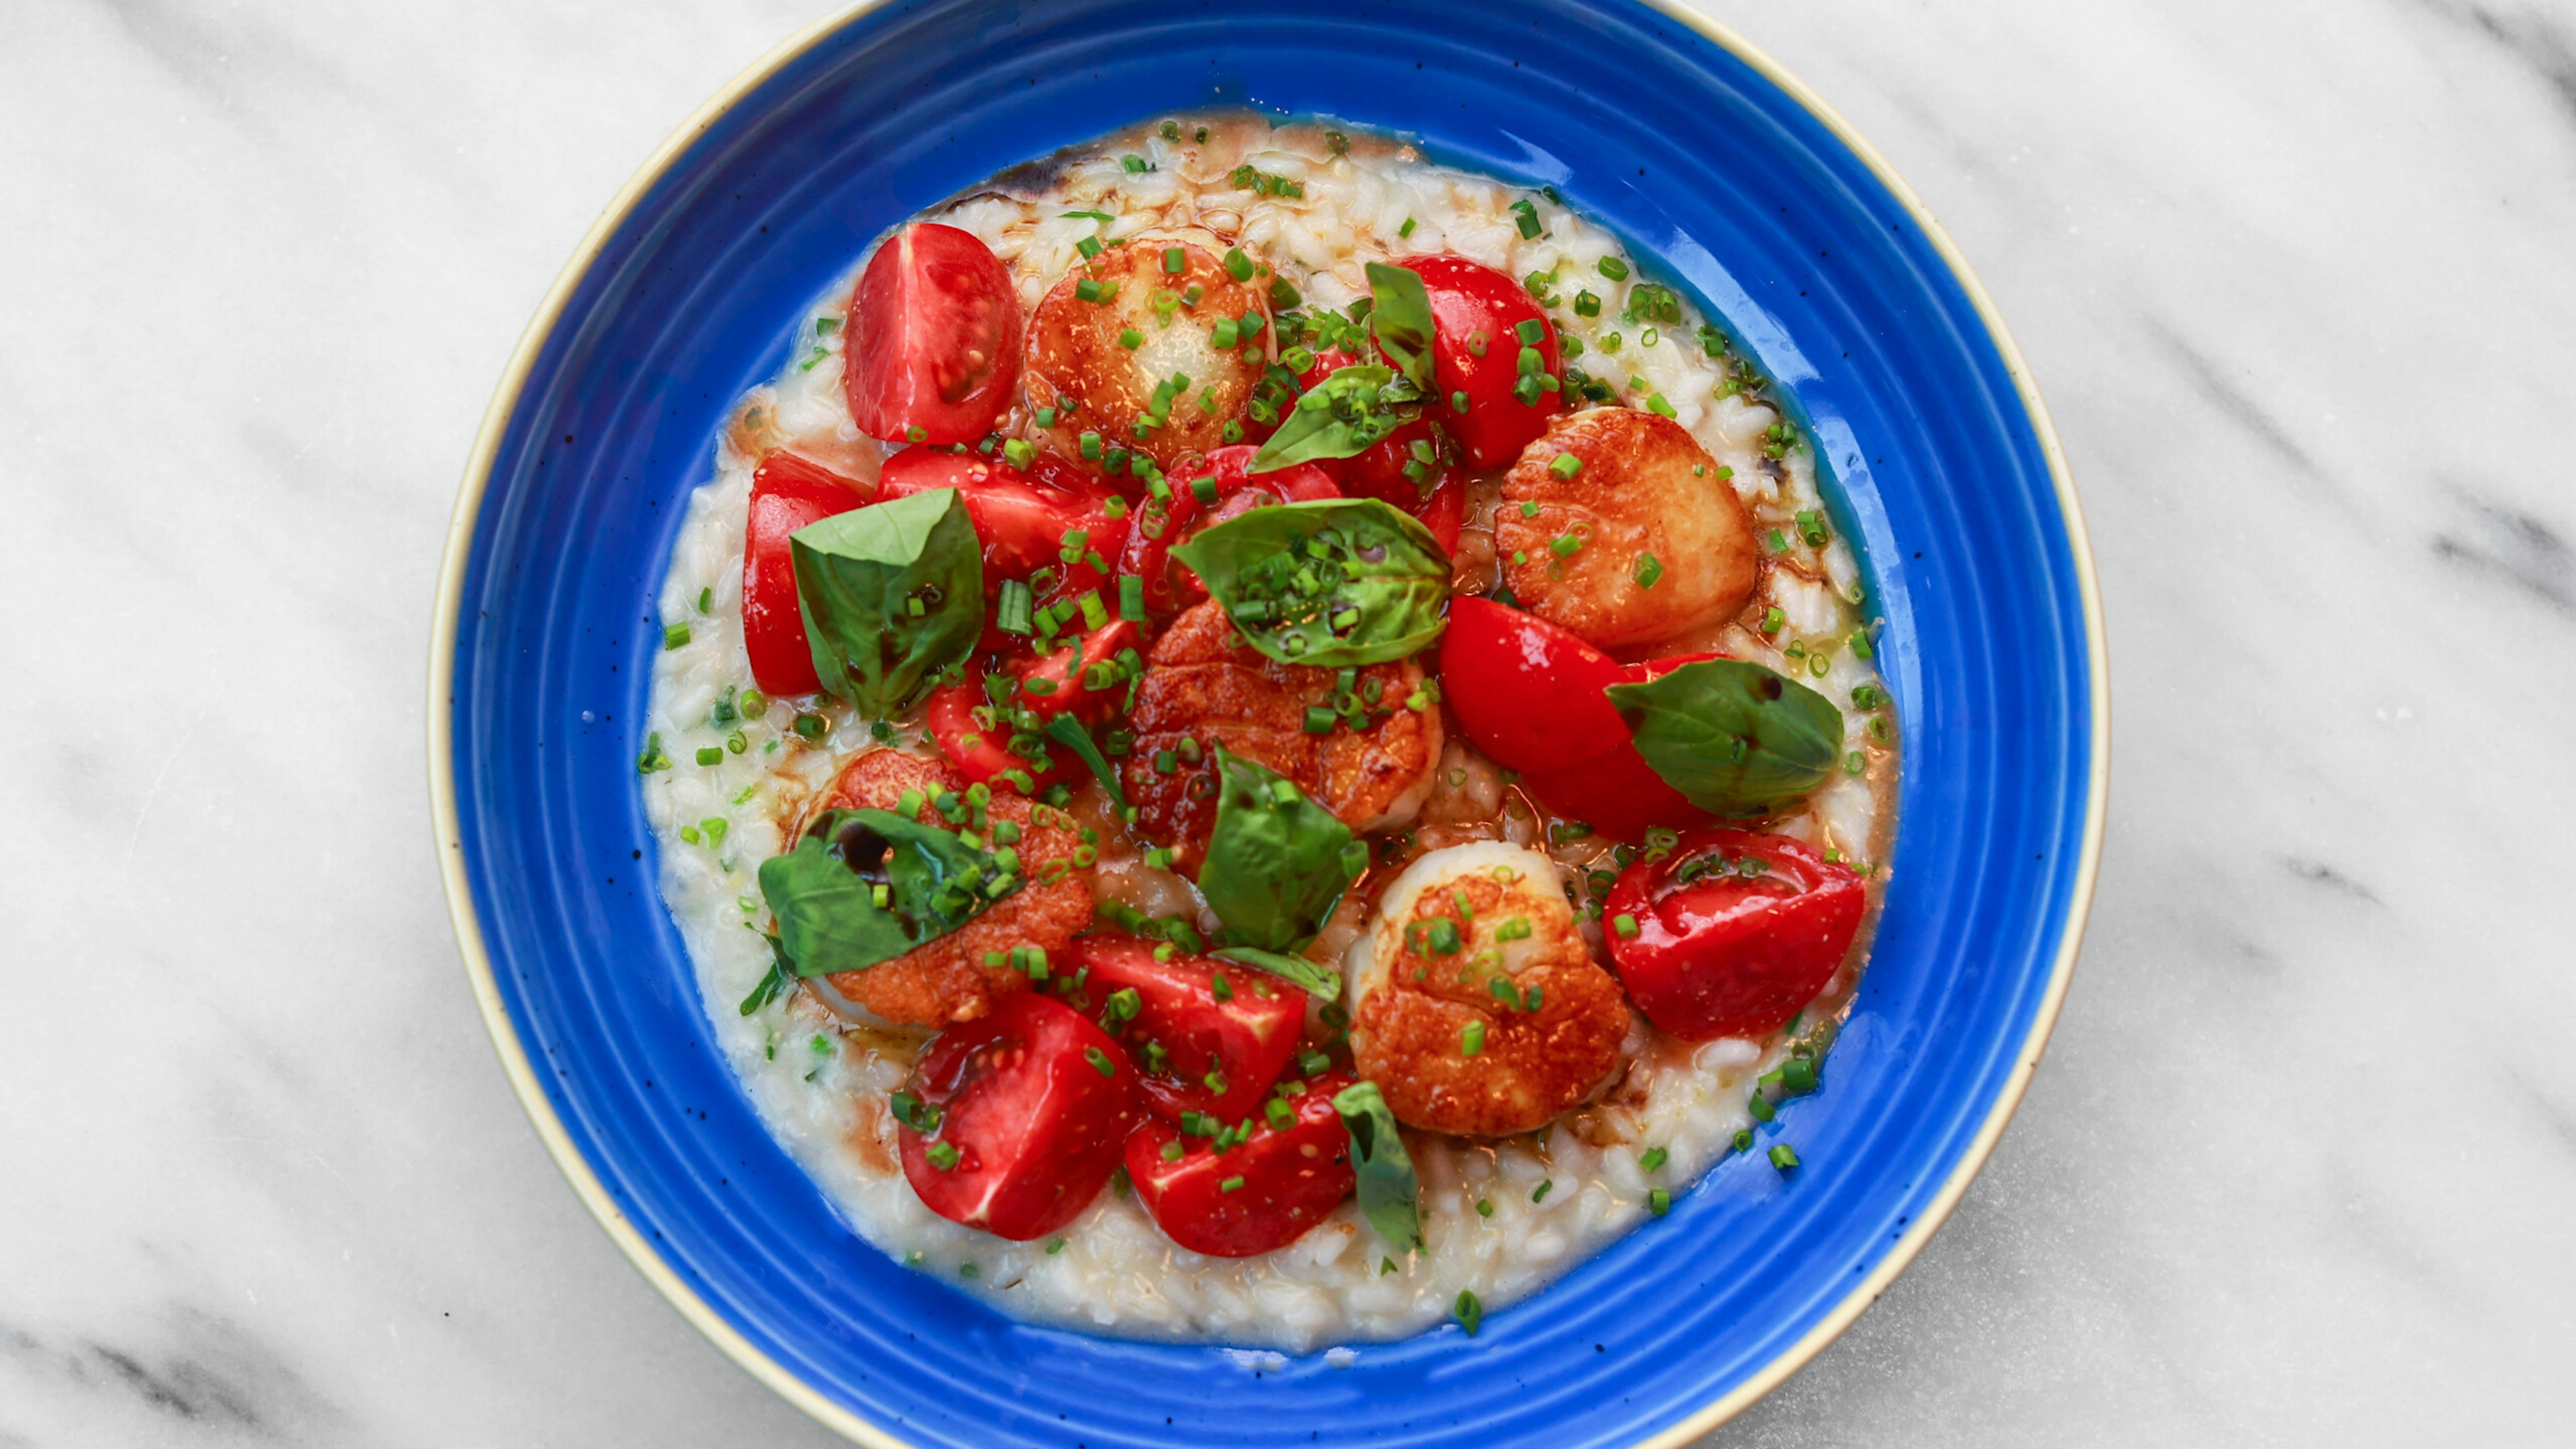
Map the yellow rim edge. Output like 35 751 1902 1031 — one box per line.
425 4 2110 1444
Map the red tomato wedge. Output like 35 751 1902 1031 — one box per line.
1077 936 1308 1127
877 445 1129 649
741 451 867 697
1124 1073 1356 1257
1603 829 1865 1041
845 223 1021 445
894 994 1138 1241
921 680 1074 795
1295 346 1462 551
1118 443 1338 617
1438 597 1711 839
1396 254 1563 470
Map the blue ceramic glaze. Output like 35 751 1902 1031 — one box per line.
436 1 2102 1444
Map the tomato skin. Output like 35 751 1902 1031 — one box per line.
845 223 1021 445
896 994 1139 1241
1397 254 1562 470
877 445 1129 649
1124 1074 1356 1258
1117 444 1338 616
1603 829 1864 1041
1077 936 1309 1127
1295 347 1462 552
742 451 869 697
922 679 1073 794
1438 598 1716 839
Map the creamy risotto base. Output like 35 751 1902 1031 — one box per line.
641 117 1896 1351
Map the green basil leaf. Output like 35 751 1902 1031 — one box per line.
1042 713 1128 810
756 808 1017 977
1196 748 1363 953
1603 659 1843 817
1333 1080 1422 1249
738 928 796 1016
1364 261 1436 393
792 488 983 716
1212 945 1343 1001
1169 498 1448 667
1248 365 1419 470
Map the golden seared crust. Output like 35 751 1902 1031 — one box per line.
805 750 1092 1027
1495 408 1760 652
1024 239 1273 480
1352 865 1629 1136
1123 602 1440 871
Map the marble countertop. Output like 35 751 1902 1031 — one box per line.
4 0 2569 1443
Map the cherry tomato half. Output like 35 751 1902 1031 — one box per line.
1124 1073 1355 1257
1603 828 1865 1041
894 993 1138 1241
1117 443 1338 617
845 223 1021 446
877 445 1129 650
741 451 868 697
922 678 1075 795
1438 597 1710 839
1295 346 1462 552
1397 254 1563 470
1077 936 1309 1127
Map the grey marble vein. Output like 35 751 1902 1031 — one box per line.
0 1 2570 1446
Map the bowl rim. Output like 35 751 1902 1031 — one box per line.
426 2 2109 1442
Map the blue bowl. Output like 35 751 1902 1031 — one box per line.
431 1 2106 1444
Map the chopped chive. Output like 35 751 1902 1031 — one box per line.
1633 553 1663 589
1596 255 1630 280
1532 1179 1554 1203
926 1142 961 1171
1454 1289 1485 1335
1303 705 1336 734
1769 1144 1800 1172
1163 246 1186 274
694 746 722 767
1120 154 1148 173
1084 1046 1117 1078
1574 290 1601 317
1117 327 1144 350
1118 574 1146 622
1212 317 1238 348
1649 1187 1671 1216
1640 1146 1668 1173
1850 628 1876 659
1223 247 1254 282
1610 912 1640 939
1220 1175 1246 1193
1397 215 1417 237
1645 392 1676 418
1548 453 1582 480
1549 533 1582 558
1461 1020 1485 1056
661 622 690 650
1075 235 1104 261
1002 437 1035 470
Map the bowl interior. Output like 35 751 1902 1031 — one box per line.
440 1 2098 1445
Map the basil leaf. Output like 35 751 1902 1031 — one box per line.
756 808 1017 977
1334 1080 1422 1249
1212 945 1343 1001
738 928 796 1016
1042 713 1128 810
792 488 983 716
1364 262 1436 393
1196 748 1365 953
1603 659 1843 817
1169 498 1448 667
1248 365 1419 470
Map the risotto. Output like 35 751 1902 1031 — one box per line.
638 115 1898 1352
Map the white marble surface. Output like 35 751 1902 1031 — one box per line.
3 0 2570 1443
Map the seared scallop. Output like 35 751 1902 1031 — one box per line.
1024 239 1274 480
1495 407 1760 651
1123 600 1440 871
1344 842 1629 1136
796 749 1093 1027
